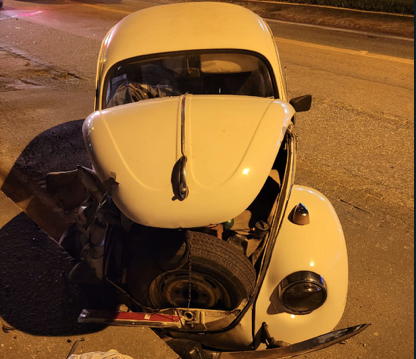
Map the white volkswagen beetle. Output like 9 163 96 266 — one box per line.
49 2 368 357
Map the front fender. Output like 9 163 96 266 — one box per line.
254 185 348 344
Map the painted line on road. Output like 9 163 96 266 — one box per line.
266 18 414 42
241 0 414 18
82 3 130 15
275 37 414 65
0 10 43 20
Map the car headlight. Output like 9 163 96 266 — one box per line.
278 271 327 315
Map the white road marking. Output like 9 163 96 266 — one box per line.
266 17 414 42
274 37 414 65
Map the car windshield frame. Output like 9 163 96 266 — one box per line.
101 49 279 110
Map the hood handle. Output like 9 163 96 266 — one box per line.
178 155 189 200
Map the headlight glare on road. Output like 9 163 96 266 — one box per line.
278 271 327 314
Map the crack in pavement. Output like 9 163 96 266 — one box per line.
0 46 87 91
338 198 372 214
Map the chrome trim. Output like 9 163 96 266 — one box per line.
180 95 187 157
278 271 327 315
290 203 310 225
178 95 189 200
206 323 370 358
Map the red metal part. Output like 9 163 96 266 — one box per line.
78 309 182 328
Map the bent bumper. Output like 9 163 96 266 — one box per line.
78 309 369 357
207 323 370 358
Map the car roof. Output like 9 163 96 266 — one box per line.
99 2 280 77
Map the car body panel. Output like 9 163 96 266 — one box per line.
254 185 348 344
95 2 287 110
83 95 294 228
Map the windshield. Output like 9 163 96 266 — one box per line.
104 51 276 109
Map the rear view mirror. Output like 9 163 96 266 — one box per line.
290 95 312 112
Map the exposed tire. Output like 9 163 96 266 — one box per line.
127 230 256 310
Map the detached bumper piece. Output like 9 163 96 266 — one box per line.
207 323 370 359
78 309 182 328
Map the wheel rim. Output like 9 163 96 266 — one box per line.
149 269 232 309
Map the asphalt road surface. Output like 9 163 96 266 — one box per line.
0 1 414 358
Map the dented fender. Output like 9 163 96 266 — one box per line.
208 323 370 358
254 185 348 344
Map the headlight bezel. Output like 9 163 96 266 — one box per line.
278 271 327 315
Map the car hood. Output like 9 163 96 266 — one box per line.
83 95 294 228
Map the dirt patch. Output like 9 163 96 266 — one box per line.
0 48 83 92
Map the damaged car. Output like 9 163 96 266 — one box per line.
47 2 369 358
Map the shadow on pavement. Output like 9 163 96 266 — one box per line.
1 119 90 240
0 119 120 335
0 212 117 336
